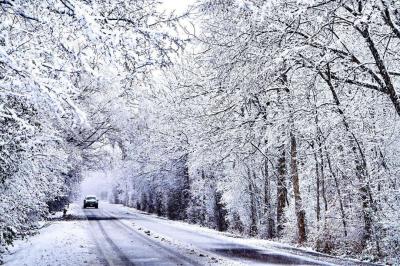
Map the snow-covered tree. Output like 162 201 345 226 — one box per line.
0 0 185 256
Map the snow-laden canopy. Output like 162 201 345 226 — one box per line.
1 0 400 264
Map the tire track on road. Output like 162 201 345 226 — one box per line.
83 209 112 266
85 208 135 266
95 219 135 266
101 209 202 266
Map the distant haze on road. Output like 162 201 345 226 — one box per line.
80 171 113 199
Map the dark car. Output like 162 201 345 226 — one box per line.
83 195 99 208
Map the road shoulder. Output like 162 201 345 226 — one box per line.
3 204 101 266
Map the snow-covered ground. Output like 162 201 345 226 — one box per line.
2 202 374 266
3 204 102 266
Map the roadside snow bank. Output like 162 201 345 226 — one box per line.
3 204 101 266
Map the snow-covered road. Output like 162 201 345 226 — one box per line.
3 202 370 266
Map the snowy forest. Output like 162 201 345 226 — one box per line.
1 0 400 264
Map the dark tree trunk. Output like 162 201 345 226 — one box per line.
357 25 400 117
313 142 321 222
290 133 307 244
276 147 287 237
263 158 275 238
214 190 228 231
320 66 375 243
248 169 258 237
326 152 348 237
181 155 191 220
318 138 328 213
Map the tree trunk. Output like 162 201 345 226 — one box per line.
276 147 287 237
181 156 191 220
263 158 275 238
313 142 321 222
290 133 307 244
326 152 348 237
214 190 228 231
248 170 258 237
357 25 400 117
320 66 375 242
318 138 328 213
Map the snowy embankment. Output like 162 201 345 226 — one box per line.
2 204 101 266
